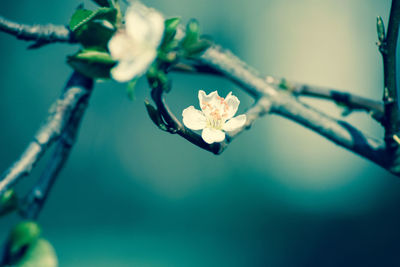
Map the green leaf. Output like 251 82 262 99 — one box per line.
376 16 385 43
0 189 18 216
67 49 116 79
69 7 117 49
15 239 57 267
165 17 181 33
184 39 212 57
73 49 115 64
69 9 94 32
144 100 168 131
7 221 41 258
127 79 138 100
161 17 181 50
182 19 200 48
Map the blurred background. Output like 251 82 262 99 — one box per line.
1 0 400 266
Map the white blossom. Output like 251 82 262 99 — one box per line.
108 1 164 82
182 90 247 144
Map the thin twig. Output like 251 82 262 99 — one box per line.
379 0 400 147
264 76 384 121
20 76 93 220
0 72 93 197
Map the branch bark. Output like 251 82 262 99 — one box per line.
0 8 397 178
0 72 93 197
379 0 400 147
172 63 384 121
0 16 75 48
199 45 389 170
20 75 93 220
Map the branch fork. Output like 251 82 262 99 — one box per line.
0 0 399 225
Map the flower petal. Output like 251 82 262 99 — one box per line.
201 127 225 144
125 2 164 46
108 32 136 60
110 48 156 82
224 92 240 120
223 114 246 132
182 106 207 130
198 90 223 116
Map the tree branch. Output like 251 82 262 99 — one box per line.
379 0 400 147
0 12 397 176
0 72 93 197
264 76 384 121
20 76 93 220
0 16 75 48
148 85 270 154
172 63 384 121
198 45 391 172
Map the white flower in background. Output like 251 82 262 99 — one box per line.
108 1 164 82
182 90 247 144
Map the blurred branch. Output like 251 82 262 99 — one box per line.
0 9 397 177
20 75 93 220
172 63 384 121
0 72 93 197
0 15 75 48
378 0 400 148
196 44 389 171
264 76 384 122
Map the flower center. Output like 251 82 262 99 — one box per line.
202 96 230 130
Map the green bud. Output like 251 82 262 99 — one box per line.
7 221 41 257
184 39 212 57
144 100 168 131
158 51 178 63
126 79 138 101
67 49 116 79
377 16 385 43
0 189 18 216
162 17 181 48
183 19 200 48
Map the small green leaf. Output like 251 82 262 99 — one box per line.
279 78 294 91
69 9 94 32
70 7 117 49
15 239 57 267
182 19 200 48
127 79 138 100
7 221 41 258
376 16 385 43
161 17 181 50
145 100 168 131
165 17 181 33
70 7 117 32
73 49 115 64
0 189 18 216
67 49 116 79
184 39 212 57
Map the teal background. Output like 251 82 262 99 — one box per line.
1 0 400 266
